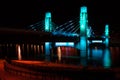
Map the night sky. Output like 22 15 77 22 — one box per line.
0 0 119 33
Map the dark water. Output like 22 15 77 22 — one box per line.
0 44 120 68
50 47 109 68
49 46 120 68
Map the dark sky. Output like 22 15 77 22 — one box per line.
0 0 119 32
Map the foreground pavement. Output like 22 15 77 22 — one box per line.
1 59 119 80
0 60 27 80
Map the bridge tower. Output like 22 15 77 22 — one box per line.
74 6 88 64
45 12 52 32
79 6 88 51
105 24 109 47
80 6 88 37
44 12 52 58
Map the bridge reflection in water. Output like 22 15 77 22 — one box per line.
0 5 115 71
0 43 119 68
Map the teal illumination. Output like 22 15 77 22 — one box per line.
55 42 74 47
79 6 88 51
105 24 109 47
80 6 88 36
92 48 103 59
87 27 90 37
105 24 109 37
92 40 103 43
81 6 87 13
45 12 52 32
80 37 87 50
103 48 111 68
45 42 51 55
105 38 109 47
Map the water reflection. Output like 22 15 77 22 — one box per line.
91 47 103 60
16 44 22 60
57 47 61 62
55 46 112 68
45 42 51 55
103 48 111 68
87 47 111 68
37 45 40 54
80 50 87 66
0 43 120 68
13 43 114 68
87 47 103 67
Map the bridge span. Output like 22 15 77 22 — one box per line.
0 28 78 44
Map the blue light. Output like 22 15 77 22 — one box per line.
105 38 109 47
87 27 90 37
55 42 74 47
104 24 109 47
81 6 87 13
87 40 91 44
45 42 51 55
71 33 79 37
45 12 52 32
80 37 86 50
46 12 51 17
92 48 103 59
105 24 109 37
103 48 111 68
92 40 103 43
80 6 88 36
79 6 88 51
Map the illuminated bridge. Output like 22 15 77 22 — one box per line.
23 6 109 56
27 6 109 47
0 6 110 59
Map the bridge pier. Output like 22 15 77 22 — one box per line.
104 24 109 47
74 6 88 52
45 42 51 56
44 12 53 58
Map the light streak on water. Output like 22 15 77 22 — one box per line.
103 48 111 68
17 45 22 60
57 47 61 62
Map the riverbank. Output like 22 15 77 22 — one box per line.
0 60 29 80
4 60 117 80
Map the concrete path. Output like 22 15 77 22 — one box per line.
0 60 27 80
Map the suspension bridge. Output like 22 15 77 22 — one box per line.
0 6 109 56
23 6 109 56
27 6 109 45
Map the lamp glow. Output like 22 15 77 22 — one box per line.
55 42 74 47
92 40 103 43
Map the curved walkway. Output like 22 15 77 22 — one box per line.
0 60 28 80
1 59 120 80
